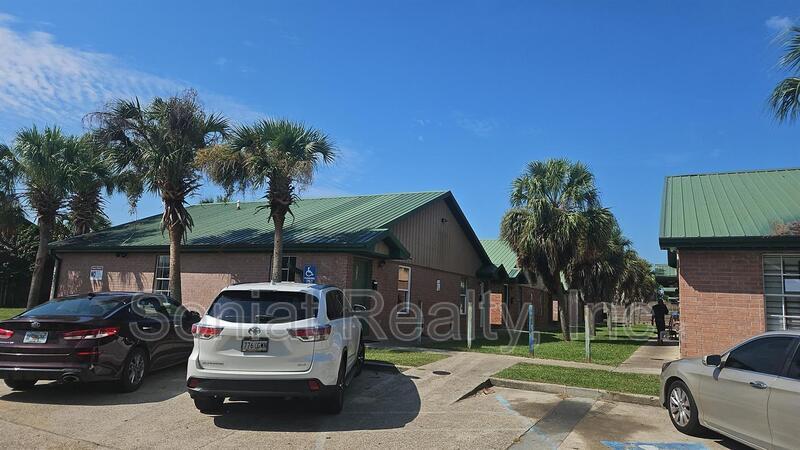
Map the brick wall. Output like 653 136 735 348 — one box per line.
678 249 766 357
56 251 351 311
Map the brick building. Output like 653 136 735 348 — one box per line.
659 168 800 357
50 191 548 340
480 239 553 330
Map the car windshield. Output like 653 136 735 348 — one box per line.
207 290 318 324
20 295 129 318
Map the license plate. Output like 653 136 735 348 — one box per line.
23 331 48 344
241 339 269 353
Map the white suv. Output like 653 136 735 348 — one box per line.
186 282 364 414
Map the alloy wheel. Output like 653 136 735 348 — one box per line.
128 353 145 385
669 386 691 427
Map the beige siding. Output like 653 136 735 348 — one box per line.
390 198 483 276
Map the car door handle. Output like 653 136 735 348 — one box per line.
749 381 768 390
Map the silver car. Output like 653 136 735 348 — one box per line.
660 331 800 450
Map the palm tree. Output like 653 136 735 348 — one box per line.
616 252 657 305
500 159 614 340
770 26 800 122
197 119 335 281
8 126 80 309
0 144 23 238
67 135 114 235
88 90 228 303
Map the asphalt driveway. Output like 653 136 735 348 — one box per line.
0 353 748 449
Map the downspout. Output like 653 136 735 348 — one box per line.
49 251 62 300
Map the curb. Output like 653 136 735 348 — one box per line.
488 377 662 408
364 360 414 372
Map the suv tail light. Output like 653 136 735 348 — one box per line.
289 325 331 342
63 327 120 340
191 324 223 339
0 328 13 339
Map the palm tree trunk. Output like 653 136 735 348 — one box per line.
271 214 285 282
27 217 53 309
558 290 571 341
168 225 183 303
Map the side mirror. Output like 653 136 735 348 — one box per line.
353 304 367 313
704 354 723 367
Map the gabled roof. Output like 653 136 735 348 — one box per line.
480 238 532 282
52 191 457 259
660 168 800 248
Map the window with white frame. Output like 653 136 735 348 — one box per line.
397 266 411 313
763 255 800 331
459 278 468 315
153 255 170 295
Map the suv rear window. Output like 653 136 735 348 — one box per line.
20 295 129 318
207 290 319 323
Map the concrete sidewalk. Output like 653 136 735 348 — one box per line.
615 339 680 375
368 341 674 375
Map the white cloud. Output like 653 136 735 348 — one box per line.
455 115 497 137
0 12 17 24
0 19 260 139
766 16 794 33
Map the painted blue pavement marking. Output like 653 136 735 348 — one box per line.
601 442 708 450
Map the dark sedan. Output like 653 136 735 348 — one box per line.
0 292 200 392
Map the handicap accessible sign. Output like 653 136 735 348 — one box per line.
303 264 317 283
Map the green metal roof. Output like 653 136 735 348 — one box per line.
480 239 523 280
660 168 800 248
52 191 454 258
653 264 676 278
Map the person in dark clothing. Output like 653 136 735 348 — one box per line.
651 299 670 344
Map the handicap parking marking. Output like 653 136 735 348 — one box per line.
602 442 708 450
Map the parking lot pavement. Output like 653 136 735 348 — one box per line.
0 358 749 450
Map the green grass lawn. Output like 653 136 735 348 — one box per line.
0 308 24 320
495 362 661 397
424 324 656 366
366 348 450 367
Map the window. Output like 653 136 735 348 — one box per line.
153 255 170 295
133 297 165 318
281 256 297 282
787 345 800 380
326 290 344 320
459 278 468 315
21 294 129 318
503 284 510 304
763 255 800 331
207 290 318 323
725 336 795 375
397 266 411 313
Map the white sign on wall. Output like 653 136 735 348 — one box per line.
89 266 104 282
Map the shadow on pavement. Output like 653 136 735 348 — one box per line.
212 367 421 432
0 365 186 406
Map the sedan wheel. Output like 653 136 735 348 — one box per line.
667 380 703 436
118 348 148 393
669 386 691 427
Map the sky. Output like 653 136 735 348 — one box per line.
1 1 799 264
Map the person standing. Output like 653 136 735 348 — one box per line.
651 299 670 345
